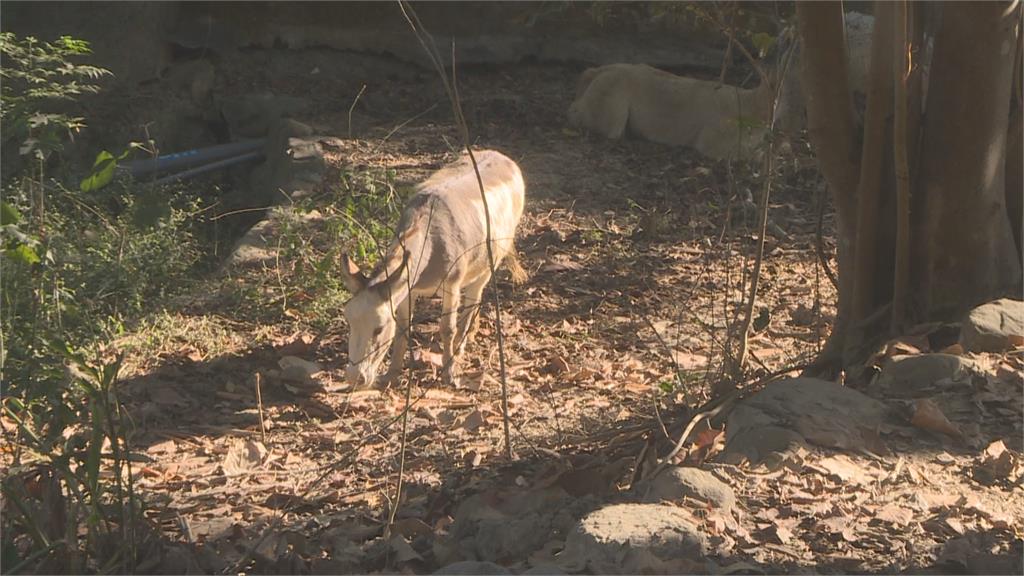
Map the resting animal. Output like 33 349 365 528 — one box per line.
341 150 526 387
567 63 774 161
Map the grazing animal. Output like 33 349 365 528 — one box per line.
341 150 526 388
568 63 774 161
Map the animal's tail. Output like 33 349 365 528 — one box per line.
504 246 529 285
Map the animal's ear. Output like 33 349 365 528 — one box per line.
378 248 411 293
340 254 367 293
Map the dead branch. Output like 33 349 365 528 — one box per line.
348 83 367 139
397 0 515 461
816 185 840 291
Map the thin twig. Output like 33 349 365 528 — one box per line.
348 84 367 139
649 359 811 481
816 186 840 291
650 391 740 480
398 0 515 460
255 373 267 445
375 103 439 149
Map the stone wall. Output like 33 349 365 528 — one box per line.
2 2 782 87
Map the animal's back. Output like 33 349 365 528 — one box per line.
402 150 524 291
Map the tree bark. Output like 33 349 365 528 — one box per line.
892 1 914 332
849 1 895 329
796 3 862 365
916 1 1022 319
1006 25 1023 260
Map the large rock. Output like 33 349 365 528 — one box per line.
960 298 1024 353
723 378 893 465
872 353 977 398
558 504 707 575
449 488 572 565
640 467 736 514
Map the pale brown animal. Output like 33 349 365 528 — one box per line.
341 150 526 387
568 63 774 161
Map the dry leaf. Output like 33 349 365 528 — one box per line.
544 355 570 375
875 503 914 526
671 350 708 370
910 399 962 439
815 454 868 483
769 524 794 544
147 439 177 455
973 440 1023 483
541 255 582 273
459 410 489 432
222 440 267 476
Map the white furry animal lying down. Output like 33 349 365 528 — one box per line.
567 63 774 161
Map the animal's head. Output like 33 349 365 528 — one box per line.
340 250 409 387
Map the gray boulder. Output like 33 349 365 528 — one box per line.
640 466 736 514
559 503 707 574
960 298 1024 352
450 489 569 564
872 353 977 397
723 378 893 464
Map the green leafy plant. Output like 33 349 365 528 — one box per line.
2 348 150 574
262 166 410 330
0 32 110 162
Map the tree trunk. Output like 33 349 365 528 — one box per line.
1007 107 1022 258
916 1 1021 318
1006 27 1023 260
796 3 862 366
798 1 1021 376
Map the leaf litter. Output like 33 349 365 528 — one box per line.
17 56 1021 575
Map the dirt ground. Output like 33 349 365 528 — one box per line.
88 47 1022 574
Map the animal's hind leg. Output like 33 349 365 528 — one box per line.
454 273 490 357
440 279 462 386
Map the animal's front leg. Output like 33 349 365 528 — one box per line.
382 296 414 386
441 282 462 386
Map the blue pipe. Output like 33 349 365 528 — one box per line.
120 139 266 177
150 150 264 186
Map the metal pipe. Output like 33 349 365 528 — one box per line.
121 139 266 177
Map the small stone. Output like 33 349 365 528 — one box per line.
960 298 1024 353
641 467 736 513
278 355 321 383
